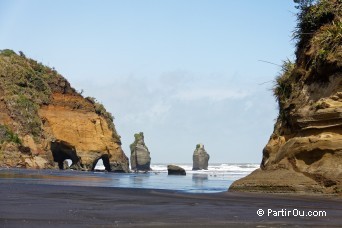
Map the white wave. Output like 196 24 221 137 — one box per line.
150 163 259 174
94 162 259 174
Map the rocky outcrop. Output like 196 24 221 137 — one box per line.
0 50 129 172
130 132 151 171
192 144 209 170
230 77 342 194
167 165 186 175
230 0 342 195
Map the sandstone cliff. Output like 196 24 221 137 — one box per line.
230 0 341 194
0 50 129 172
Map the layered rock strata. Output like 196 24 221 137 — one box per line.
230 0 341 194
0 50 129 172
130 132 151 171
230 77 342 194
192 144 210 170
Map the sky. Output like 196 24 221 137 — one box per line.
0 0 298 163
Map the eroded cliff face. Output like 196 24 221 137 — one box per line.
39 93 129 172
230 0 341 194
0 50 129 172
230 74 342 194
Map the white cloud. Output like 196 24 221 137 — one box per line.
147 101 171 119
174 88 249 102
122 101 171 124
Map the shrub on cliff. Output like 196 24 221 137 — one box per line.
0 49 16 57
0 50 121 143
96 102 121 142
293 0 341 72
0 125 21 145
273 60 295 108
311 21 342 68
272 0 341 130
294 0 340 49
0 51 56 137
95 102 114 122
86 96 121 142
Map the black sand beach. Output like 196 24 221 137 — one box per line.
1 183 341 227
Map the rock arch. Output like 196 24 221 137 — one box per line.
50 140 81 170
92 154 111 171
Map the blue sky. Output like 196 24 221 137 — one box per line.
0 0 297 163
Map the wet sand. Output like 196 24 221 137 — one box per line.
1 183 341 227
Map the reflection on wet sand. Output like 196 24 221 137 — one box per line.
192 173 208 188
0 168 231 193
129 174 150 187
0 168 111 186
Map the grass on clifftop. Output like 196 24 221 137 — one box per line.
311 21 342 68
272 0 341 131
0 50 121 143
273 60 296 109
0 49 56 137
294 0 342 71
294 0 341 49
274 0 341 110
85 96 121 143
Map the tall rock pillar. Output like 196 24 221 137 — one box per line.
130 132 151 171
192 144 210 170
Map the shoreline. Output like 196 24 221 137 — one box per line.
1 183 342 227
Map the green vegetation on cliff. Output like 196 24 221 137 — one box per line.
273 0 341 127
294 0 341 54
0 124 21 145
273 60 296 110
0 50 120 142
130 132 145 153
294 0 341 71
230 0 342 194
85 96 120 142
0 49 57 137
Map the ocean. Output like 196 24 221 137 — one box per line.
0 163 259 193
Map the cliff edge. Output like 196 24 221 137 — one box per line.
0 50 129 172
230 0 341 194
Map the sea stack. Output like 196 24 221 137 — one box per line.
192 144 210 170
229 0 342 195
130 132 151 171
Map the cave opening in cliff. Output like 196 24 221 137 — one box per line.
50 141 80 170
92 155 111 171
